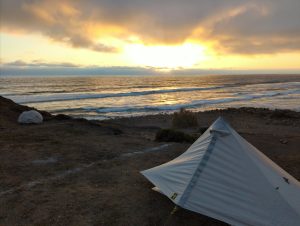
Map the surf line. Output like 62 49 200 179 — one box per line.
0 143 172 197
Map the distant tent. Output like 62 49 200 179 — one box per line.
141 117 300 226
18 110 43 124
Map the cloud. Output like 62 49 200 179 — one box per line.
0 60 159 75
199 0 300 54
0 0 118 52
1 60 299 76
3 60 79 67
1 0 300 54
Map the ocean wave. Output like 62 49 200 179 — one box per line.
13 86 225 104
50 89 300 114
6 80 300 104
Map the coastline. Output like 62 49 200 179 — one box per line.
1 95 300 225
2 74 300 120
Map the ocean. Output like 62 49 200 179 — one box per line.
1 74 300 120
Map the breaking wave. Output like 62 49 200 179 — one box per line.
51 89 300 114
14 86 225 104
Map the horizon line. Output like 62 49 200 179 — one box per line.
1 65 300 76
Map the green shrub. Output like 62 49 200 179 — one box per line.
172 108 198 128
155 129 197 143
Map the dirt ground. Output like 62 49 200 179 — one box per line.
0 96 300 226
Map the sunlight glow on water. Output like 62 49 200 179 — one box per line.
1 74 300 120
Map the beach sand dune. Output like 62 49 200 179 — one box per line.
0 96 300 226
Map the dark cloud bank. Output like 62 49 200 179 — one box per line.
1 0 300 54
1 61 299 76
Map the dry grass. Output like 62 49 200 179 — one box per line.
172 108 198 128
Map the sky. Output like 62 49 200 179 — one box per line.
1 0 300 75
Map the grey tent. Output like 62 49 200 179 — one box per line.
141 117 300 226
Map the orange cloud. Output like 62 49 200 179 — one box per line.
1 0 300 55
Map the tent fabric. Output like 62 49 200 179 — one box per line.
141 117 300 226
18 110 43 124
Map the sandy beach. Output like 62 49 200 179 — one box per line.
0 95 300 226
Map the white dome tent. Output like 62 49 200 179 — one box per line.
141 117 300 226
18 110 43 124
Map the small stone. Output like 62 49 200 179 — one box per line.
279 139 288 144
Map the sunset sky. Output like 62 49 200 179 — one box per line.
1 0 300 74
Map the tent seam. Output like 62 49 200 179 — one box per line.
178 133 218 207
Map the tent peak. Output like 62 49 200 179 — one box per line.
209 116 230 135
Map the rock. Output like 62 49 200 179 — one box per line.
54 114 72 120
18 110 43 124
279 139 288 144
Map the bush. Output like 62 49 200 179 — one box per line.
269 109 297 119
172 108 198 128
155 129 197 143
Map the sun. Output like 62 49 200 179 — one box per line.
124 43 206 68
